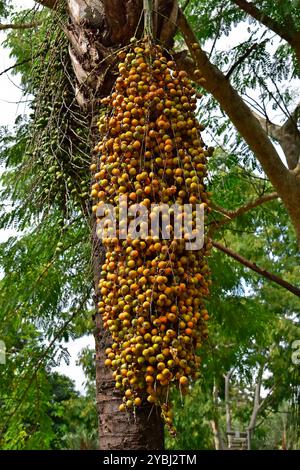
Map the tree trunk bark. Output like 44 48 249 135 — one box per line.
64 0 175 450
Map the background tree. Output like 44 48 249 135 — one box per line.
0 0 299 450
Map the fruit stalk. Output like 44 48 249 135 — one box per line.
143 0 154 38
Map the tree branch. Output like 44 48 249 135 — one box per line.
210 381 226 450
248 363 264 431
0 22 40 31
293 161 300 178
0 289 91 438
159 0 178 46
176 8 300 245
210 192 279 231
281 103 300 170
254 107 300 170
211 240 300 297
182 0 191 10
246 362 265 449
0 55 40 77
282 102 300 134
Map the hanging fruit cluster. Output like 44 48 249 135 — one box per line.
91 39 212 434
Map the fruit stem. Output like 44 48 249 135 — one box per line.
143 0 153 39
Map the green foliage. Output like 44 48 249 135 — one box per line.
0 0 299 450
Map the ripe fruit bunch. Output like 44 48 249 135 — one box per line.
92 39 211 433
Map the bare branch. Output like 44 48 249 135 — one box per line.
247 362 266 449
226 42 260 78
153 0 159 37
253 107 300 170
210 419 225 450
210 381 226 450
210 192 279 231
211 240 300 297
176 11 287 179
176 8 300 244
257 383 276 413
224 370 234 434
182 0 191 10
231 0 300 64
280 104 300 170
34 0 58 8
208 4 225 59
159 0 178 46
252 112 282 141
